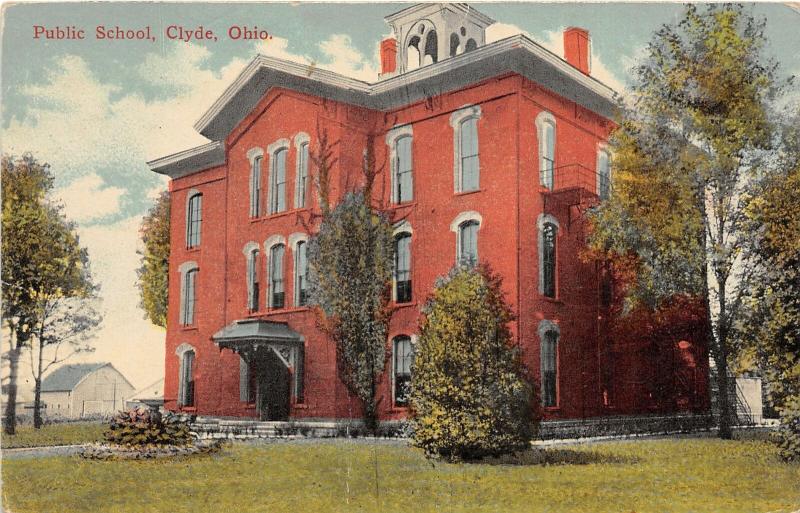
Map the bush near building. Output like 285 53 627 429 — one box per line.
410 264 538 461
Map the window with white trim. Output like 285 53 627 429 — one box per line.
269 148 288 214
295 240 308 306
250 156 262 217
450 105 482 193
269 243 285 308
541 330 558 407
178 348 195 407
597 148 611 200
186 192 202 248
393 335 413 407
541 222 557 298
296 142 309 209
180 267 198 326
247 248 260 312
394 233 412 303
458 220 479 266
536 112 556 189
394 136 413 203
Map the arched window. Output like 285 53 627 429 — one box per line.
597 148 611 200
296 141 310 208
269 243 286 308
459 220 479 266
423 30 438 65
250 155 262 217
247 248 260 312
186 192 202 248
179 263 198 326
393 335 413 406
450 32 460 57
269 148 288 214
536 112 556 189
294 240 308 306
178 348 196 407
465 38 477 52
540 329 558 407
394 135 413 203
394 233 412 303
541 222 557 298
459 118 480 192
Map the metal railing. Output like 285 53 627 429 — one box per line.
540 163 610 200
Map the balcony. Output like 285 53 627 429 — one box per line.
541 163 609 222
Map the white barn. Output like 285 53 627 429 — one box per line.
41 363 134 418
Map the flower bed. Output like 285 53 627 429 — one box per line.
80 439 224 460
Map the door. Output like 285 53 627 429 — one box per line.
256 348 291 421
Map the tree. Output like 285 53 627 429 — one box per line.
411 265 536 461
2 154 99 432
588 5 788 438
307 128 394 431
136 190 170 328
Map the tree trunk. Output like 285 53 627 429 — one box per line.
33 378 43 429
4 345 21 435
715 341 733 439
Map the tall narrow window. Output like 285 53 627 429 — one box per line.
597 149 610 200
394 233 412 303
250 156 262 217
394 136 413 203
179 349 195 407
296 143 309 209
186 193 202 248
247 249 260 312
459 220 479 266
541 222 557 298
393 336 413 407
182 269 197 325
270 148 287 214
541 331 558 407
537 112 556 189
295 240 308 306
270 244 285 308
459 117 480 192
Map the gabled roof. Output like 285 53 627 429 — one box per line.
41 363 108 392
150 33 618 179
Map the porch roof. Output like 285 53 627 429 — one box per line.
212 319 303 349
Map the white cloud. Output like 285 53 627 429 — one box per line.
55 174 125 223
487 24 628 95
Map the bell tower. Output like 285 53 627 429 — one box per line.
383 3 495 75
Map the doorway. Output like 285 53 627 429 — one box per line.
255 348 290 421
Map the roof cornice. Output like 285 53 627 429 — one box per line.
147 141 226 179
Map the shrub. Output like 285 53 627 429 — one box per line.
411 265 539 461
104 408 193 447
776 397 800 462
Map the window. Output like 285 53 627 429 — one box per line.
250 156 262 217
178 349 195 407
458 220 479 266
394 136 413 203
296 142 309 209
541 222 557 298
450 105 482 193
394 233 412 303
247 248 260 312
186 192 202 248
393 336 413 406
541 330 558 408
597 148 610 200
269 148 288 214
536 112 556 189
295 240 308 306
269 243 285 308
180 265 198 326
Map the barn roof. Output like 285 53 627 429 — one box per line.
41 363 109 392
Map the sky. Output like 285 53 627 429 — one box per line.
2 1 799 394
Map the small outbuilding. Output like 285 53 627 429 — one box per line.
126 378 165 411
41 362 135 418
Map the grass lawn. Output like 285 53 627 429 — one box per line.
3 435 799 513
1 422 105 449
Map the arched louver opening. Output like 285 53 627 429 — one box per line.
450 33 460 57
423 30 438 65
465 38 477 52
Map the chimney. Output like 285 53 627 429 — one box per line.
380 38 397 75
563 27 591 75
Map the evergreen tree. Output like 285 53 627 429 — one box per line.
411 265 536 461
136 190 170 328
